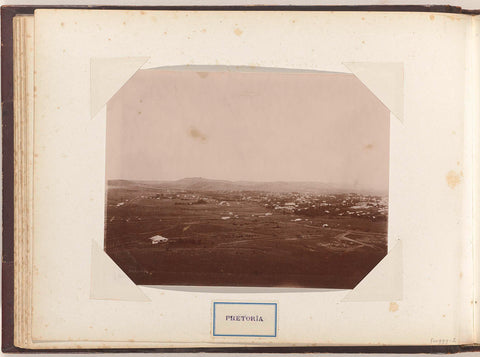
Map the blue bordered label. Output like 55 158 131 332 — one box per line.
213 302 277 337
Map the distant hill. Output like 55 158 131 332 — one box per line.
108 177 387 196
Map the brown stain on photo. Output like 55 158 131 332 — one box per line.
364 144 373 150
446 170 463 189
234 28 243 36
189 127 207 142
430 15 435 21
197 72 209 79
389 302 399 312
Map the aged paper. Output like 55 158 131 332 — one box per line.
31 10 473 346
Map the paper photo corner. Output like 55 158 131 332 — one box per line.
90 57 150 118
90 240 150 302
342 240 403 302
343 62 404 123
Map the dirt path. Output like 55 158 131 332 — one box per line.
334 230 382 250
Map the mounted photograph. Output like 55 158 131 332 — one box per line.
104 68 390 289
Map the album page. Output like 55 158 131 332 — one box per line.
28 9 475 347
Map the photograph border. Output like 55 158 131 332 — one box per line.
101 65 391 291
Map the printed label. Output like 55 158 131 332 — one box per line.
213 302 277 337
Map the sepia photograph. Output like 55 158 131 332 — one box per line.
104 68 390 289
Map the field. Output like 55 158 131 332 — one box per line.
105 179 388 289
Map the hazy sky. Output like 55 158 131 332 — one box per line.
106 69 390 192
